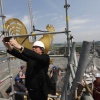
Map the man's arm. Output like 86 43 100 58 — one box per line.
4 37 50 64
7 48 29 62
2 37 29 62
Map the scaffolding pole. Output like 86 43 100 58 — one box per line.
64 0 70 63
0 1 15 99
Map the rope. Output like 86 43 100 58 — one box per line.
83 79 93 94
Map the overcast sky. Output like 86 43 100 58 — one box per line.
0 0 100 47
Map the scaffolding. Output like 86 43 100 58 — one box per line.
0 0 96 100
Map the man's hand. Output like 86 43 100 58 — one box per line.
2 37 13 51
9 38 21 50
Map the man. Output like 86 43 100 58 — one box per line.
2 38 50 100
93 73 100 100
20 65 26 73
50 66 58 95
19 65 26 85
5 76 28 100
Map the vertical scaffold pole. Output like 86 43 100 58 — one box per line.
61 1 71 100
0 0 6 36
0 0 15 99
60 42 76 100
64 0 70 63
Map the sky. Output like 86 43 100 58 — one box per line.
0 0 100 46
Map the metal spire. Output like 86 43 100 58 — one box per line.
27 0 36 41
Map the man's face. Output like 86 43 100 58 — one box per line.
22 67 26 72
32 46 43 54
96 77 100 83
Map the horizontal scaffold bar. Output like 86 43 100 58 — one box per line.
49 55 68 57
0 75 12 84
4 30 71 38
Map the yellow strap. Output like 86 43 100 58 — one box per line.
66 16 69 21
48 98 53 100
2 24 6 29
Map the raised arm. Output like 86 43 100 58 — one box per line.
8 38 50 64
7 48 29 62
2 37 29 62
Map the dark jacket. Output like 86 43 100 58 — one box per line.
93 80 100 100
50 69 58 83
5 82 27 100
7 48 50 96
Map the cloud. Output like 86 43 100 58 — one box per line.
68 17 92 31
70 26 82 30
4 14 14 21
70 18 90 26
44 0 61 13
21 15 30 26
54 15 64 23
0 14 14 30
21 15 32 32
